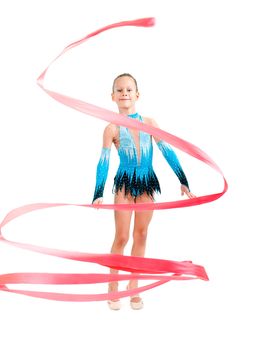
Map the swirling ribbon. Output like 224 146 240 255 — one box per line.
0 18 227 302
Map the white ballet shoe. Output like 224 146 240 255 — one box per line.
108 281 121 310
127 284 144 310
107 300 121 311
130 295 144 310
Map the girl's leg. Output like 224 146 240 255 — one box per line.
128 193 154 301
108 189 134 299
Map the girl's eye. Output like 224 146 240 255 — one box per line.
116 88 132 92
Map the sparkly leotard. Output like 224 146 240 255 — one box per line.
92 113 189 202
113 113 160 199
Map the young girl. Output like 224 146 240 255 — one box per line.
92 73 195 310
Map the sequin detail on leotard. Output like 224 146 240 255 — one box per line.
112 113 160 199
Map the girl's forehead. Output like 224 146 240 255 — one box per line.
114 76 136 87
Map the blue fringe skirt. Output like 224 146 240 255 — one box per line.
112 166 161 199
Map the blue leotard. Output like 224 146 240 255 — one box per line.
92 113 189 202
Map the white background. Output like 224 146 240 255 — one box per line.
0 1 255 349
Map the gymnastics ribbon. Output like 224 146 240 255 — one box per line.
0 17 227 302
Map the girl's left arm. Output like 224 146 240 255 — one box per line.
147 118 196 198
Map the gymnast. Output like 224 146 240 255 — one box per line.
92 73 196 310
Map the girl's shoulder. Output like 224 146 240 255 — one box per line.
104 123 118 136
142 116 158 127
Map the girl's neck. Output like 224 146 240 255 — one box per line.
118 107 136 115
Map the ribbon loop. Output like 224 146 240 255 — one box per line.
0 17 227 302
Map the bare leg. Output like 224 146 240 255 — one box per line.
128 193 154 302
108 189 134 300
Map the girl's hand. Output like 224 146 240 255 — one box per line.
92 197 103 206
181 185 196 199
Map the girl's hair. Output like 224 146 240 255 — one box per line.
112 73 138 92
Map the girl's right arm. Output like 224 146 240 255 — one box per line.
92 124 115 204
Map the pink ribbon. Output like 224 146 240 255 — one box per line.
0 17 227 302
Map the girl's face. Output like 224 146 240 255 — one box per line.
111 76 139 111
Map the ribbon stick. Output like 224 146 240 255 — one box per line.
0 17 227 301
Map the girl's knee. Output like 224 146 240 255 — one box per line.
114 232 129 248
133 229 148 243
